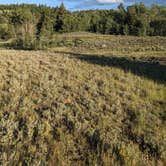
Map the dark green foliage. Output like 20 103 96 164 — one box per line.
150 19 166 36
0 3 165 49
54 3 68 32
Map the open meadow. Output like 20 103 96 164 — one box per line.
0 34 166 165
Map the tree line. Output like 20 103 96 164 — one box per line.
0 3 166 49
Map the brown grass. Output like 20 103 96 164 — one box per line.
0 35 166 165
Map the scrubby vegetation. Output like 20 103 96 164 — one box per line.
0 34 166 165
0 1 166 165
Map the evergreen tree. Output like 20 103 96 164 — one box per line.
0 2 166 48
54 3 68 32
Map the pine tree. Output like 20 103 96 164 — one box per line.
54 3 68 32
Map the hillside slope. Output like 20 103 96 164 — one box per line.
0 36 166 165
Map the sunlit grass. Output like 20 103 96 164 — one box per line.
0 35 166 165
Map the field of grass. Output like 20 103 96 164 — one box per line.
0 34 166 165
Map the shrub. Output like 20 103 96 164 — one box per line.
0 24 12 40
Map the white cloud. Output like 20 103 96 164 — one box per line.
96 0 123 3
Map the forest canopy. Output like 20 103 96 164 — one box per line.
0 3 166 49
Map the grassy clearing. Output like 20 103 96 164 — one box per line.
55 33 166 52
0 35 166 165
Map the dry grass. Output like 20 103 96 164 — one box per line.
0 35 166 165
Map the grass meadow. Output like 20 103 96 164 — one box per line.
0 34 166 165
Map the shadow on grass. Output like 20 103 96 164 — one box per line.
54 51 166 84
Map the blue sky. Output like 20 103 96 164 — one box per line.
0 0 166 10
